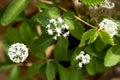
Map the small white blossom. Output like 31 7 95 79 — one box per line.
81 55 90 64
55 27 62 34
81 56 87 64
90 0 115 9
75 51 85 60
76 55 80 60
80 51 85 54
99 18 118 37
100 0 115 9
57 17 64 23
8 43 29 63
53 35 57 40
57 33 61 37
47 29 53 35
85 54 91 62
49 18 57 26
46 24 51 28
75 51 90 68
78 62 83 68
46 17 69 40
63 31 69 38
62 24 69 29
49 18 56 23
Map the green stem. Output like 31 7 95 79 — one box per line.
59 6 96 28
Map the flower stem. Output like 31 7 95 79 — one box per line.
74 16 96 28
59 6 96 28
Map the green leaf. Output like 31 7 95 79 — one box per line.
58 64 69 80
30 34 53 58
79 29 98 47
34 7 60 27
36 2 50 9
63 11 75 20
19 22 35 45
85 45 105 58
64 18 85 40
19 77 31 80
99 30 114 45
54 36 69 61
46 61 56 80
86 58 99 75
35 15 49 27
3 27 21 53
28 62 46 77
81 0 104 6
44 7 60 18
94 37 107 52
104 45 120 67
37 7 60 19
4 27 21 44
63 11 85 40
8 66 20 80
1 0 30 26
69 69 84 80
0 64 13 72
71 47 82 67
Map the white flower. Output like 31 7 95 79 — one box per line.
46 24 51 28
55 27 62 34
75 51 84 60
49 18 56 23
75 51 90 68
63 31 69 38
8 43 29 63
57 33 61 37
85 54 91 62
57 17 64 23
62 24 69 29
80 51 85 54
53 35 57 40
78 62 83 68
46 17 69 40
81 56 87 64
81 54 90 64
99 18 118 37
49 18 57 26
47 29 53 35
76 55 80 60
100 0 115 9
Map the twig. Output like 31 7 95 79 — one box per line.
16 62 32 67
75 16 96 28
59 6 96 28
38 0 53 5
72 0 81 17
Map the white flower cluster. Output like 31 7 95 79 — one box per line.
100 0 115 9
46 17 69 40
90 0 115 9
8 43 29 63
75 51 90 68
99 18 118 38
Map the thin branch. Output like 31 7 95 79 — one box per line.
59 6 96 28
16 62 32 67
75 16 96 28
38 0 53 5
72 0 81 17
